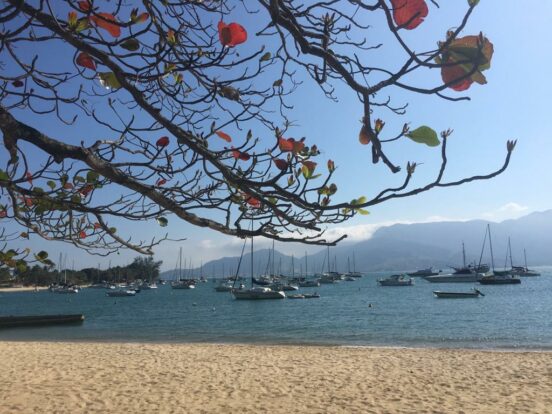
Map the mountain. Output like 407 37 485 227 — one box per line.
160 210 552 278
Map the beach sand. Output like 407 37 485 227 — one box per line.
1 342 551 413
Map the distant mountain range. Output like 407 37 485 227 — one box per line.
161 210 552 279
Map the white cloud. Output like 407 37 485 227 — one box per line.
482 202 529 221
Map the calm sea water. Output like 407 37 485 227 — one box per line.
2 269 552 349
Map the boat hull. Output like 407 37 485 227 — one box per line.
232 288 285 300
424 274 480 283
478 277 521 285
433 291 481 298
0 314 84 329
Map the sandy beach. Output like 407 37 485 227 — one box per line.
1 342 551 413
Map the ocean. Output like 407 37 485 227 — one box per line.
2 269 552 349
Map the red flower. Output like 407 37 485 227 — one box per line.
0 210 6 218
390 0 428 30
63 182 74 190
156 136 170 147
93 222 102 229
156 178 167 186
76 52 96 71
218 21 247 47
327 159 335 172
216 131 232 142
90 13 121 37
79 230 87 239
25 172 33 184
273 158 288 171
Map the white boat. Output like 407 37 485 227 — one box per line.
433 289 484 298
477 225 521 285
378 274 413 286
106 289 136 297
303 292 320 299
510 249 540 277
214 281 234 292
140 282 158 289
287 294 305 299
171 247 196 289
344 253 363 278
298 279 320 287
424 273 482 283
50 285 79 294
407 267 440 277
232 286 285 300
425 241 489 283
231 235 285 300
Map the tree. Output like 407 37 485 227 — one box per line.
0 1 514 269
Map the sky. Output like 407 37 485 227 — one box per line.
2 1 552 271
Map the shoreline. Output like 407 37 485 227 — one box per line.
2 338 552 353
2 341 551 413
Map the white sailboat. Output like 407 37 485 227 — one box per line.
232 235 285 300
171 248 196 289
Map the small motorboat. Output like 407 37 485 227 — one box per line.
287 294 305 299
433 289 484 299
378 274 413 286
106 289 136 297
303 292 320 299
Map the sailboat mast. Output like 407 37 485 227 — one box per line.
327 245 330 273
271 240 275 276
524 248 528 269
462 242 466 268
487 224 496 271
251 232 254 287
508 238 513 268
291 255 295 278
179 247 182 281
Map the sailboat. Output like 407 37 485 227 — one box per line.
345 251 362 278
298 252 320 287
510 248 540 277
232 235 285 300
49 253 79 293
478 225 521 285
425 242 485 283
171 248 196 289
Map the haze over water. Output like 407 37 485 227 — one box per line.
2 269 552 349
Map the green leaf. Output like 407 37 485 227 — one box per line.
157 217 168 227
73 175 85 183
86 171 100 183
406 126 440 147
0 169 8 181
36 251 48 260
468 0 479 6
260 52 271 62
98 72 122 90
120 38 140 51
273 79 283 87
357 208 370 215
47 181 56 190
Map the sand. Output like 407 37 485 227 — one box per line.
0 286 48 292
1 342 551 414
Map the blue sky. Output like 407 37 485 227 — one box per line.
3 1 552 271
